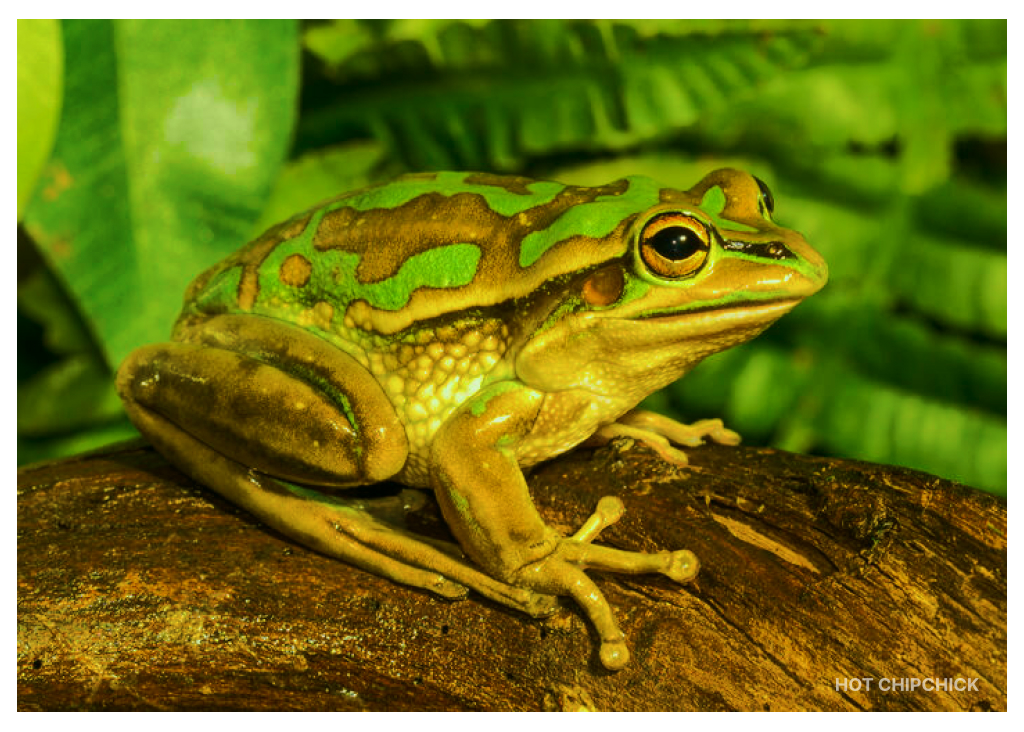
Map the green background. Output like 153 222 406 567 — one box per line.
18 20 1007 494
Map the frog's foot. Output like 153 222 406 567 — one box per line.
593 410 740 467
619 410 741 447
515 497 700 670
565 496 700 586
593 422 691 467
323 505 559 619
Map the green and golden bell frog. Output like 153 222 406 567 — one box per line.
117 169 827 669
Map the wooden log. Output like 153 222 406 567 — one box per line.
17 439 1006 711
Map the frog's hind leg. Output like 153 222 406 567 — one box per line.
126 399 559 616
117 326 559 618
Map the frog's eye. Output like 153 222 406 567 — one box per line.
638 212 711 279
754 176 775 217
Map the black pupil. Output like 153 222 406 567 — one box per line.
754 176 775 215
649 226 705 261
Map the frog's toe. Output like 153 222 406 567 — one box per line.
522 592 560 618
657 444 691 467
431 577 470 600
664 549 700 584
572 495 625 543
709 425 741 446
599 639 630 671
596 496 625 523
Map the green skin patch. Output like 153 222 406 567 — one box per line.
196 209 483 319
518 176 664 267
698 186 757 234
188 171 820 345
468 381 527 418
264 238 482 312
264 204 483 313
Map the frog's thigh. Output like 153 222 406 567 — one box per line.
121 316 409 485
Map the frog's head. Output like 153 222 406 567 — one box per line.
515 168 828 399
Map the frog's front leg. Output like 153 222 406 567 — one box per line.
430 383 699 670
590 409 741 467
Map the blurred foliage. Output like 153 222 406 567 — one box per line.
17 19 62 219
19 19 1006 495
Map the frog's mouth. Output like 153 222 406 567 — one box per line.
639 298 800 325
626 298 802 339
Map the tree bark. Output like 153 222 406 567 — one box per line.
18 439 1006 711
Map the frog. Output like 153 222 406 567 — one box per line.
116 168 827 670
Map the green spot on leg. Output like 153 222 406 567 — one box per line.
468 381 525 417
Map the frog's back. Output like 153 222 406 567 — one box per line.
181 171 669 337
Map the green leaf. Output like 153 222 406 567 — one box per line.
250 141 387 237
818 370 1006 496
18 266 94 356
18 353 125 435
22 20 300 368
891 231 1006 338
17 19 63 220
18 265 124 441
699 20 1006 193
298 20 820 170
18 420 140 467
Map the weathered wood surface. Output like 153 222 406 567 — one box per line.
18 440 1006 711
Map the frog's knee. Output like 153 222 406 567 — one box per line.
115 344 161 403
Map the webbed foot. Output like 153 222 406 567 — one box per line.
514 496 700 670
592 410 740 467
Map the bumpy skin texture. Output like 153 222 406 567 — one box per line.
117 169 827 670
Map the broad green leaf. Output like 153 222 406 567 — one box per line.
23 20 300 368
18 353 125 435
18 266 125 444
17 19 63 219
18 420 140 468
